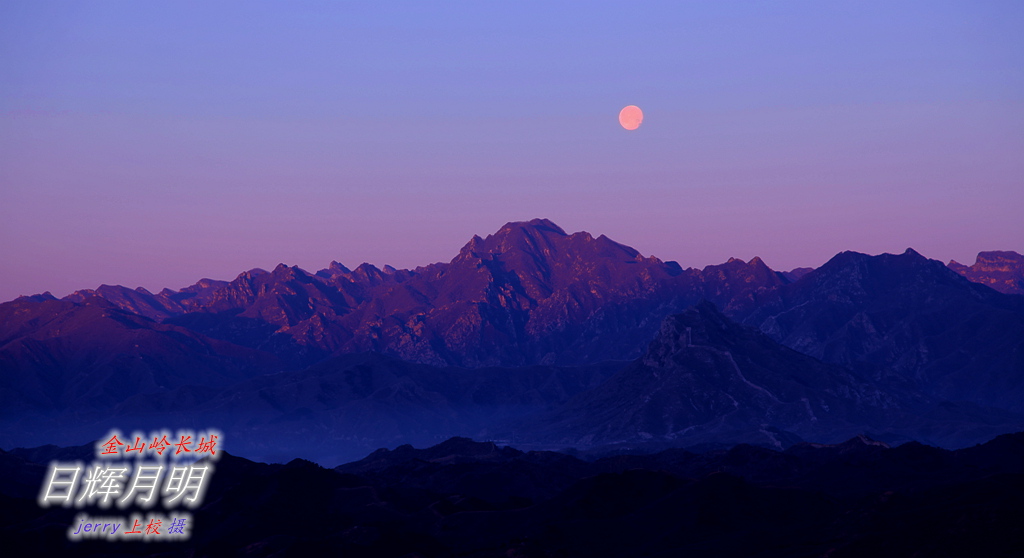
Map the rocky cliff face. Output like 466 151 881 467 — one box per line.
949 250 1024 295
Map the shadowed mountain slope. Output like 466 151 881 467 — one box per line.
514 301 1024 450
742 249 1024 412
0 296 281 419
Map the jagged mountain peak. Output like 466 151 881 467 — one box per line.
352 262 383 274
499 218 567 236
443 220 665 302
228 264 317 289
458 218 568 257
703 255 776 275
14 291 57 303
721 256 770 267
817 249 872 269
455 219 651 271
268 263 315 279
233 267 269 282
329 260 351 273
341 262 396 287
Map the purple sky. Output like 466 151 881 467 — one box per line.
2 2 1022 302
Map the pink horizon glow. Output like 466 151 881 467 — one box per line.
2 3 1022 302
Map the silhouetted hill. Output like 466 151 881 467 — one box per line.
3 434 1022 557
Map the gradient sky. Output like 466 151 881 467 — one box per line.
2 1 1022 302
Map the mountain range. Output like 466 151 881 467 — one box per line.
23 219 787 369
1 219 1022 463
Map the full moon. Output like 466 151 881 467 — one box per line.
618 105 643 130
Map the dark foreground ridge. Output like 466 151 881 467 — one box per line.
3 433 1023 557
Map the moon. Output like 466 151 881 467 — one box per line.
618 105 643 130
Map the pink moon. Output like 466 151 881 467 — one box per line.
618 105 643 130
